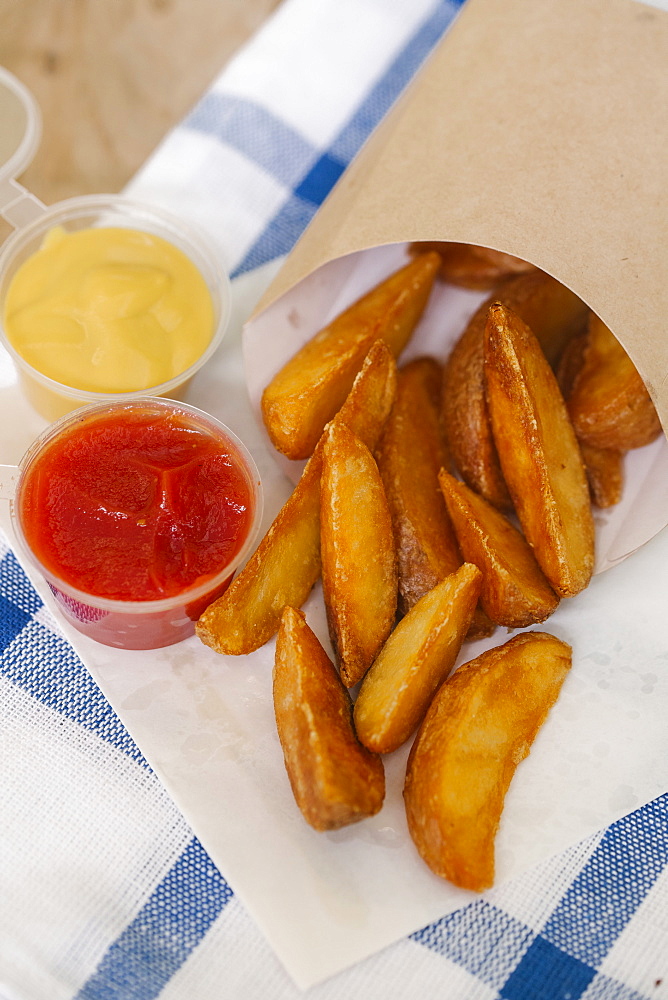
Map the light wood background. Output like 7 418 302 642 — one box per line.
0 0 282 205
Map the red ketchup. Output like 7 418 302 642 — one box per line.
15 399 261 649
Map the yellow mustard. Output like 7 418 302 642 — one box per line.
3 226 215 393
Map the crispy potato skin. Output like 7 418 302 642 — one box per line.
321 421 398 687
335 340 398 454
442 271 588 510
375 357 460 612
354 563 482 755
556 327 588 399
404 631 571 891
557 328 624 508
579 443 624 508
438 469 559 628
376 356 493 639
567 313 662 452
261 252 440 460
196 341 396 655
484 303 594 598
274 607 384 831
410 241 536 290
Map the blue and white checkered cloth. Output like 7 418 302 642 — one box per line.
2 1 668 997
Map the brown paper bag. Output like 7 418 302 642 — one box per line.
243 0 668 565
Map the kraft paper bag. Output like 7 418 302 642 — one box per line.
244 0 668 566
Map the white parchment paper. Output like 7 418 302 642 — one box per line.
1 254 668 990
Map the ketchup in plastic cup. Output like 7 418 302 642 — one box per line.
12 398 263 650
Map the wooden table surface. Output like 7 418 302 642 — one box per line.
0 0 282 205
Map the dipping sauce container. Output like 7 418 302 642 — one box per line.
0 67 231 420
0 196 231 420
12 398 263 649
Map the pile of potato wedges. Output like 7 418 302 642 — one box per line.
196 244 662 893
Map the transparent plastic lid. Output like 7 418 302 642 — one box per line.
0 66 45 227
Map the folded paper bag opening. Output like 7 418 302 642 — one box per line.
243 240 668 575
242 0 668 571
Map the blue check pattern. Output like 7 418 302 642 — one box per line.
3 540 667 998
75 839 233 1000
184 1 462 280
2 1 668 997
414 795 668 998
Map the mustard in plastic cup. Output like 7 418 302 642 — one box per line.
0 196 231 420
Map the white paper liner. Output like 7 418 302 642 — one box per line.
1 258 668 990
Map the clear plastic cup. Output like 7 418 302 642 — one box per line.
10 397 263 650
0 195 232 420
0 69 231 421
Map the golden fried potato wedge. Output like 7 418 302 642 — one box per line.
404 631 571 891
375 356 493 639
438 469 559 628
410 241 536 290
557 329 624 508
442 271 588 509
579 442 624 509
567 313 662 452
375 357 461 613
556 327 588 399
334 339 398 453
196 341 397 655
354 563 481 755
274 607 384 831
321 421 397 687
261 251 440 460
484 303 594 598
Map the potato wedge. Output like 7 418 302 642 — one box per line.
438 469 559 628
321 421 397 687
196 340 397 655
579 442 624 509
261 252 440 460
274 607 384 831
375 356 492 638
410 241 536 290
557 329 624 508
484 302 594 598
354 563 482 755
375 357 460 613
567 312 662 452
333 338 398 452
442 271 588 509
556 327 588 399
404 631 571 891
